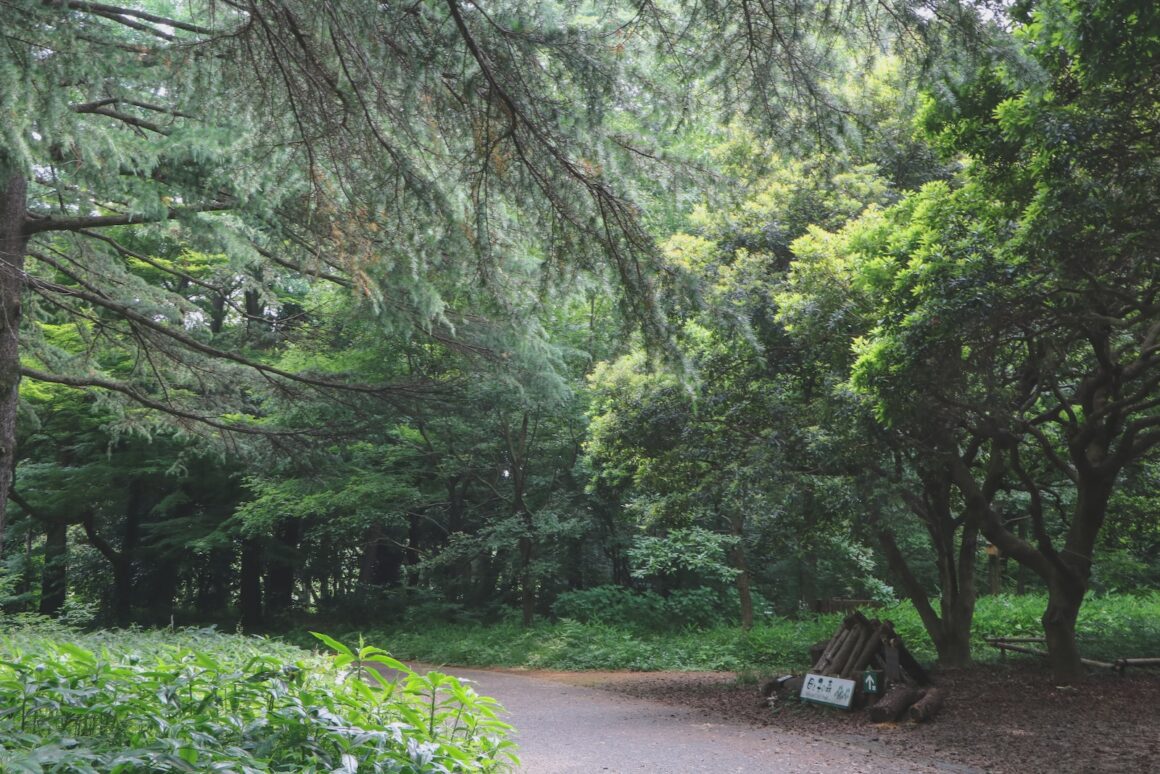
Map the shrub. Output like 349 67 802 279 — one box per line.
550 585 768 631
0 619 516 772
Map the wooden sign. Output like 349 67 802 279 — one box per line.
800 673 856 709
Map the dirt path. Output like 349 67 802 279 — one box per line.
436 667 968 773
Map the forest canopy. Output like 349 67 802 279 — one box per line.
2 0 1158 683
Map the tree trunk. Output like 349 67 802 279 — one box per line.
238 538 263 629
729 514 753 629
38 519 68 616
195 547 232 615
1043 575 1086 682
80 505 137 626
359 523 401 586
0 170 28 556
519 534 535 627
265 520 300 613
873 515 974 668
933 612 973 668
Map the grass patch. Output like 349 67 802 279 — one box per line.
0 616 516 772
341 592 1160 674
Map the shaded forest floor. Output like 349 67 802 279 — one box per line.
519 662 1160 773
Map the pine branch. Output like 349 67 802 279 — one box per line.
24 201 233 235
21 365 311 437
71 103 171 135
45 1 217 36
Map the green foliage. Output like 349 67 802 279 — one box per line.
368 593 1160 674
365 618 836 673
0 619 516 772
627 529 740 585
879 593 1160 665
551 586 764 632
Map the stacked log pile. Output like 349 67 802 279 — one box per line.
810 611 928 685
805 610 941 722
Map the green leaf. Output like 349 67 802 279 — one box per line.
309 632 354 659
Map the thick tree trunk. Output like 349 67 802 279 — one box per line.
38 519 68 616
1039 467 1112 681
1043 574 1086 681
933 613 973 668
0 170 28 556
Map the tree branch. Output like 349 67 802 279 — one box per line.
24 201 233 235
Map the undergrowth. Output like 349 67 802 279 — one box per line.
0 618 516 772
339 592 1160 674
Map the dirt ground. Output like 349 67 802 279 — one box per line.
546 662 1160 773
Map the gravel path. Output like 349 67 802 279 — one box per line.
439 667 955 773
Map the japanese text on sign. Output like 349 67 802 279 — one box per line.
800 673 856 709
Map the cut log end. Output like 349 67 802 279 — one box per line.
868 683 919 723
908 686 945 722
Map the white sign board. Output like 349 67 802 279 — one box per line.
800 673 856 709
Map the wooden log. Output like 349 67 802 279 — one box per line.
1115 657 1160 671
829 625 866 676
988 640 1048 658
868 683 919 723
838 625 871 678
987 641 1115 670
761 675 807 706
897 642 930 685
985 637 1046 644
809 640 829 666
908 686 944 722
845 621 887 679
883 641 902 683
814 626 851 673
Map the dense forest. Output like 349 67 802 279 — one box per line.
2 0 1159 692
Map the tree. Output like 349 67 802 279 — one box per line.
918 0 1160 679
2 0 677 550
785 0 1160 677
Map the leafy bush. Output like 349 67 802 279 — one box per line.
551 585 767 631
372 592 1160 674
0 619 516 772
